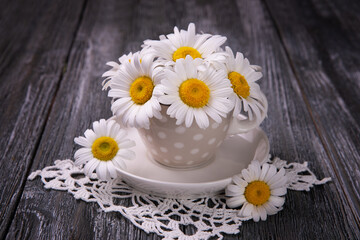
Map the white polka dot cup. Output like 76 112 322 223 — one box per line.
138 105 267 169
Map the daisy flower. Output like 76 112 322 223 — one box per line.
224 46 268 123
144 23 227 66
159 55 233 129
225 161 288 222
74 119 136 181
102 47 152 90
107 51 162 129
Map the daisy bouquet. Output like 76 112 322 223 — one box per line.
102 23 267 130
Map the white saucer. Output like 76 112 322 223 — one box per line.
116 127 270 198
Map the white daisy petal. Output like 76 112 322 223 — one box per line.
92 120 101 136
259 163 270 181
84 158 99 177
263 202 279 215
111 97 132 112
96 161 108 180
252 207 260 222
113 157 127 170
118 139 136 149
198 35 227 57
175 105 188 123
74 152 93 165
185 107 194 127
74 148 92 161
106 161 118 179
269 196 285 207
258 205 268 221
271 187 287 196
232 174 248 188
74 136 91 147
84 129 97 143
267 167 286 186
174 58 187 80
248 161 260 180
241 169 252 182
270 177 289 189
264 165 277 182
243 203 254 217
225 184 245 196
226 195 246 208
194 108 209 129
204 106 222 123
117 149 136 160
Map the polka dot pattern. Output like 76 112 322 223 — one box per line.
174 142 184 149
159 116 168 123
175 126 186 134
147 135 153 143
208 138 216 145
193 134 204 141
160 147 168 153
140 112 236 168
190 148 199 155
174 155 183 161
157 132 167 139
201 152 209 159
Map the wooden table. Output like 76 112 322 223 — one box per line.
1 0 359 239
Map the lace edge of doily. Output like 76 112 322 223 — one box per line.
28 158 331 240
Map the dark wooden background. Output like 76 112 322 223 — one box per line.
1 0 359 239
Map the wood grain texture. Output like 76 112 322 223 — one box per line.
0 0 85 238
6 0 164 239
264 0 360 223
2 0 359 239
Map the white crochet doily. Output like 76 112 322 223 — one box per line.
29 157 331 240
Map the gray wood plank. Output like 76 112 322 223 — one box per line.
263 0 360 223
211 0 359 238
0 0 85 238
6 0 163 239
5 0 360 239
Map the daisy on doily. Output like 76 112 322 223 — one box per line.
144 23 227 66
226 161 287 222
74 119 135 181
107 52 163 129
223 46 268 123
158 55 233 129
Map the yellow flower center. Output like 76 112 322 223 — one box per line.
244 180 271 206
228 71 250 98
91 137 119 161
172 47 202 61
129 76 154 105
179 78 210 108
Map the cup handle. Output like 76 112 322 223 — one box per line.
227 91 268 135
